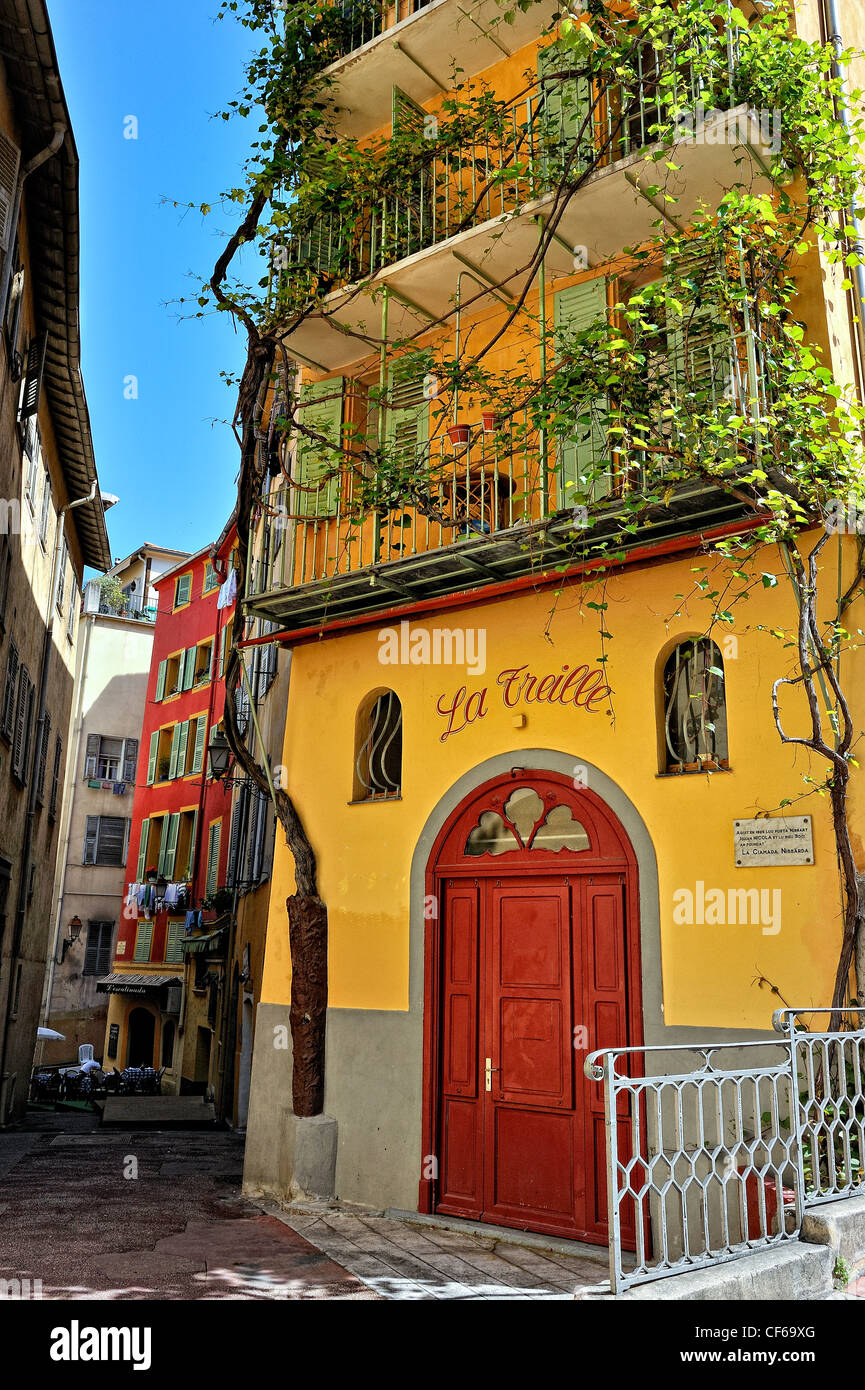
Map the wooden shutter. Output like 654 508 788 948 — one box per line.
83 921 100 976
83 814 99 865
227 785 247 887
182 646 196 691
49 735 62 818
208 640 216 680
0 132 20 253
84 732 100 779
36 713 49 803
12 665 31 781
386 358 429 475
165 919 185 964
553 277 610 504
176 720 190 777
163 812 180 880
122 738 138 784
537 43 594 177
154 660 167 702
295 378 343 518
168 724 181 779
183 808 198 881
96 923 114 976
218 626 227 678
175 573 191 606
190 716 207 775
205 821 222 899
133 921 153 964
146 730 159 785
136 819 150 880
1 641 17 738
665 255 731 410
19 332 47 420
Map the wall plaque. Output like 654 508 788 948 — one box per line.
733 816 813 867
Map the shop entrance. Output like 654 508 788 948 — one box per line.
126 1007 155 1068
423 770 643 1245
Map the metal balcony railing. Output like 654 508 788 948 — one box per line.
248 321 765 599
585 1008 865 1295
98 599 157 624
283 44 731 287
327 0 435 59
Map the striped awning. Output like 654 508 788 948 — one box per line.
96 974 182 995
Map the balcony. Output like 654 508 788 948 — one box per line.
98 599 157 624
246 325 766 633
322 0 560 139
279 61 777 374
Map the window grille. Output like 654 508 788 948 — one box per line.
355 690 402 800
662 637 729 772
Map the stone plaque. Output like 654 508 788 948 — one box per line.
733 816 813 867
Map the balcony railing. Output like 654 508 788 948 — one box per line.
98 599 157 624
249 323 763 601
586 1008 865 1295
284 44 731 288
327 0 435 59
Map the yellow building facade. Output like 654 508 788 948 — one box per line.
240 0 865 1243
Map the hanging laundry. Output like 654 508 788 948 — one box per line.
217 568 238 610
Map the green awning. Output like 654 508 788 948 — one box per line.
181 927 227 956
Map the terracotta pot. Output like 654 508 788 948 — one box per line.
448 423 471 447
481 410 501 434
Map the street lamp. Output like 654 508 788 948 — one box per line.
60 914 83 964
207 727 232 781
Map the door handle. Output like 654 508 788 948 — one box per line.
485 1058 500 1092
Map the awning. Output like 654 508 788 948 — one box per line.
181 928 227 956
96 974 182 996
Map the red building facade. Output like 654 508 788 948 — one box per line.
100 529 237 1078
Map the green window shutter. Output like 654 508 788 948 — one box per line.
208 641 215 680
296 378 344 519
167 724 181 780
218 626 227 679
154 660 166 703
133 921 153 964
184 809 198 881
553 277 610 505
175 573 191 607
205 820 222 899
163 812 180 880
176 720 190 777
165 920 185 964
537 43 594 178
183 647 196 691
386 358 429 474
136 819 150 880
664 255 731 410
146 731 159 785
190 716 207 775
392 85 426 134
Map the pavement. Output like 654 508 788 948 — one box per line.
0 1112 375 1300
0 1110 608 1300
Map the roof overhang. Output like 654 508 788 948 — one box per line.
0 0 111 569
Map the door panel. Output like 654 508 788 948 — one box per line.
435 859 635 1245
438 884 482 1217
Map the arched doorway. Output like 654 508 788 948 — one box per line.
126 1008 155 1068
422 769 643 1245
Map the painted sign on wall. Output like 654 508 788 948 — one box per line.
435 662 611 742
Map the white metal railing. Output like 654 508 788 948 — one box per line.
585 1008 865 1294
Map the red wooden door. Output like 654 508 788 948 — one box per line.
430 773 640 1245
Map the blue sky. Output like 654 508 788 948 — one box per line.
48 0 259 567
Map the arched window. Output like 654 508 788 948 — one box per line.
662 637 729 773
161 1019 175 1070
353 689 402 801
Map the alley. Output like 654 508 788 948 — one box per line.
0 1114 375 1301
0 1112 611 1300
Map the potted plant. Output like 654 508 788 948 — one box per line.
448 422 471 447
97 574 126 614
158 756 171 781
481 409 502 434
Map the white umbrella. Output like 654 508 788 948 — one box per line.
37 1027 65 1041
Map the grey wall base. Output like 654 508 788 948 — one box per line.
577 1196 865 1300
288 1114 338 1201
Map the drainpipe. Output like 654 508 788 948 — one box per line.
820 0 865 398
0 479 100 1121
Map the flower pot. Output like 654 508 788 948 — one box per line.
481 410 501 434
448 423 471 447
